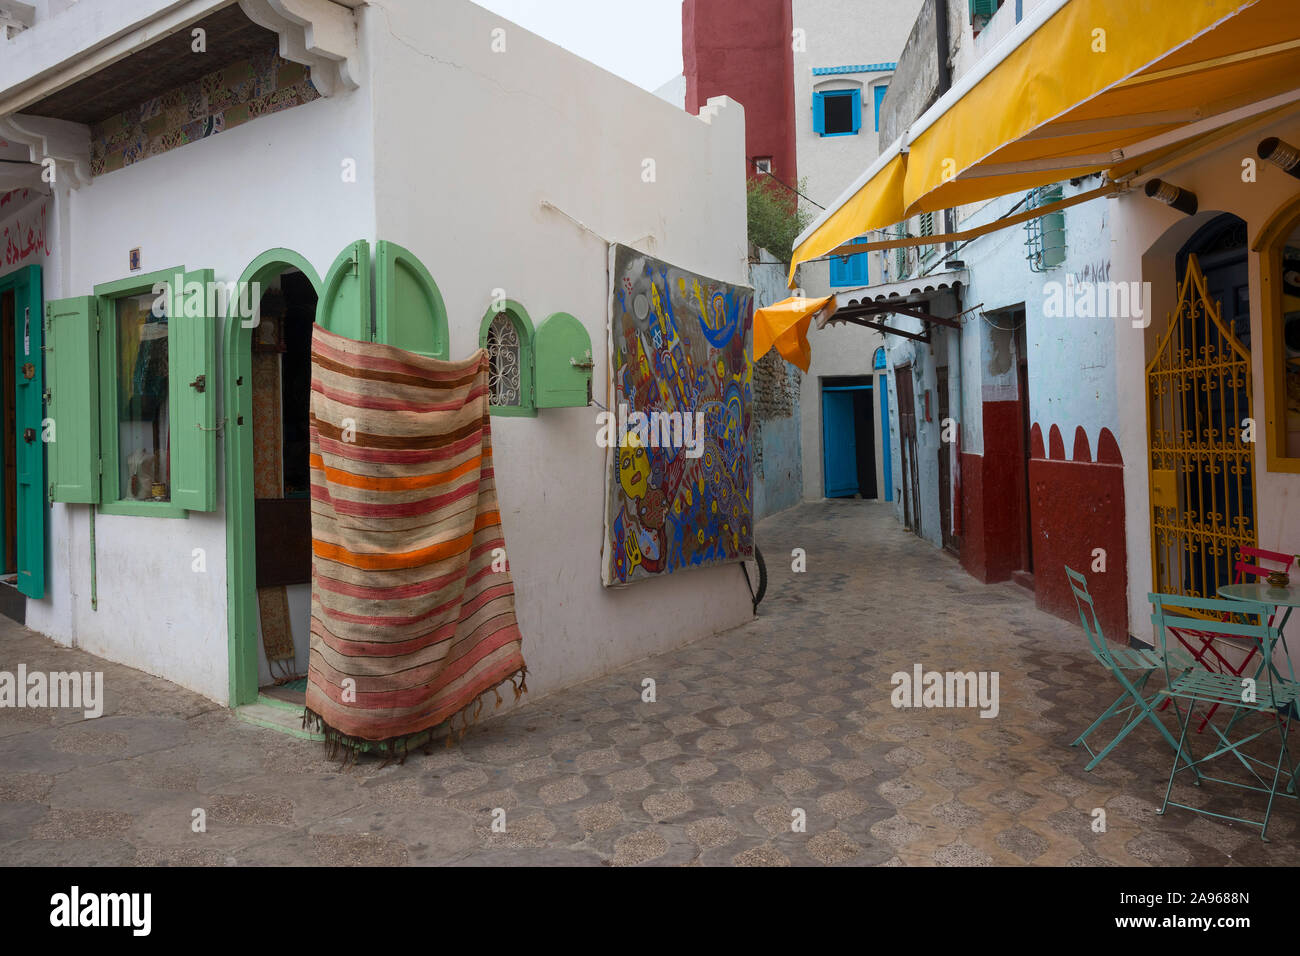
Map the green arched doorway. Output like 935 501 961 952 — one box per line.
224 249 322 706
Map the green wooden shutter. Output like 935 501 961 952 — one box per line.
45 294 100 504
375 240 449 359
317 240 371 341
169 268 217 511
534 312 592 408
14 265 45 597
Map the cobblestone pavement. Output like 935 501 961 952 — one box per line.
3 500 1298 866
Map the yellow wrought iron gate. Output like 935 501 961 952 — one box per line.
1147 255 1256 598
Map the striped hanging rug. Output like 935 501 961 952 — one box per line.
304 325 527 762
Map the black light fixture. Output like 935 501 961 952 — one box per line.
1144 178 1198 216
1258 137 1300 180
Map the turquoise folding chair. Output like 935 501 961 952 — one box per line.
1066 567 1194 771
1151 592 1300 841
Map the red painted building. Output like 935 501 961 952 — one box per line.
682 0 797 183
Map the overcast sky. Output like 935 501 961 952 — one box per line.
469 0 684 92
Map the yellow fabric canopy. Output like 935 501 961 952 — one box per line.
752 295 836 372
790 0 1300 286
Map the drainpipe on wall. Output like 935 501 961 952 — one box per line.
88 505 96 612
935 0 958 541
935 0 952 99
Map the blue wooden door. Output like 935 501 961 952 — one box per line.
822 390 859 497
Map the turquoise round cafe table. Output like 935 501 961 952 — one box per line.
1218 581 1300 791
1217 581 1300 683
1218 582 1300 609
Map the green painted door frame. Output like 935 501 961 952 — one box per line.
224 249 322 706
225 241 451 706
0 265 45 598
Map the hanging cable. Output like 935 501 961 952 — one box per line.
757 170 826 210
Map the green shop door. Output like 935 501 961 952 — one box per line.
0 265 45 598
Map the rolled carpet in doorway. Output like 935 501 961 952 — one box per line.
304 325 527 759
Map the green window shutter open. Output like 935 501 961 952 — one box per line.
45 295 100 504
375 240 449 359
534 312 592 408
169 268 218 511
920 211 935 259
317 240 371 341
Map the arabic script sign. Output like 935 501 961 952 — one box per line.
1 194 50 268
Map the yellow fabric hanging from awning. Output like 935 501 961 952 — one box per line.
752 295 836 372
790 0 1300 286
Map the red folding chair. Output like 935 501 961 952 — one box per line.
1161 547 1295 732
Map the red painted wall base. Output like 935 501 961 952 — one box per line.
1029 426 1129 642
958 408 1130 642
959 401 1023 583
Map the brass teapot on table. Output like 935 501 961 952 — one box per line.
1266 562 1297 588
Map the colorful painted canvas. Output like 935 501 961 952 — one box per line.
602 244 754 586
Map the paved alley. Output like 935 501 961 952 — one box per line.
2 500 1297 867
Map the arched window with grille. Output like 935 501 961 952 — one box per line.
487 313 521 405
478 301 536 416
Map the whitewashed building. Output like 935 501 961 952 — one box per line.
0 0 753 712
792 0 922 508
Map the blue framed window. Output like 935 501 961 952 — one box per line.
829 234 870 287
873 346 887 370
814 89 861 137
873 85 888 132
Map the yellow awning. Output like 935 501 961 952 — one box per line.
790 0 1300 286
753 295 837 372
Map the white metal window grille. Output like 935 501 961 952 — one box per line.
486 312 521 406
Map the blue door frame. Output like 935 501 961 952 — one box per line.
819 382 894 502
879 375 893 502
821 384 874 499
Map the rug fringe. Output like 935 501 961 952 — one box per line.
303 665 528 764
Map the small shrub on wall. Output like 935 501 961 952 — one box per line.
747 176 814 264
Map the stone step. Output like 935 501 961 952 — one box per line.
235 700 323 741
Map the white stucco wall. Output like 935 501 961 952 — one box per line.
876 180 1114 549
880 298 957 546
792 0 923 300
653 73 686 110
1110 110 1300 643
751 247 803 521
791 0 920 507
19 67 377 703
6 0 751 708
955 181 1116 458
366 0 751 703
